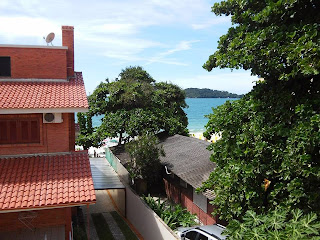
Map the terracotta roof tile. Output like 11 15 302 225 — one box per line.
0 72 88 110
0 151 96 211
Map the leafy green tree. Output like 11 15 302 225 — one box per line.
201 79 320 220
200 0 320 228
225 208 320 240
119 66 155 83
76 112 99 149
153 82 189 135
89 66 188 144
125 134 165 188
203 0 320 82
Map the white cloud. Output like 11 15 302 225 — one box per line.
0 0 241 91
0 16 60 44
145 40 199 66
0 0 227 62
160 40 200 56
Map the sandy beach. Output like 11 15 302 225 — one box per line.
189 131 221 143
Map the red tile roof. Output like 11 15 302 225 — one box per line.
0 72 88 110
0 151 96 211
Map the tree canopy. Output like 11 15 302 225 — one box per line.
76 112 95 150
202 79 320 221
125 134 165 188
79 66 188 145
200 0 320 238
203 0 320 81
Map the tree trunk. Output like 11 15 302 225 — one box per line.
118 132 123 145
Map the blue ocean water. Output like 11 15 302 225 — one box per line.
90 98 238 133
185 98 238 133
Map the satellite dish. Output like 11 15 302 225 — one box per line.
44 32 55 46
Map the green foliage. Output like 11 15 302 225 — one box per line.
143 194 167 215
143 194 197 230
201 78 320 221
203 0 320 81
185 88 243 98
76 112 99 149
202 1 320 239
88 66 188 144
225 208 320 240
125 134 165 186
119 66 155 83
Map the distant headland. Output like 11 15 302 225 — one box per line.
184 88 243 98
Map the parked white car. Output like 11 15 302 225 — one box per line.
177 224 227 240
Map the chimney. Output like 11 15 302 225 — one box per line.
62 26 74 78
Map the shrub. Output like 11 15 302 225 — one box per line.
143 194 197 230
225 208 320 240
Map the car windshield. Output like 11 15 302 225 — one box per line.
185 230 197 239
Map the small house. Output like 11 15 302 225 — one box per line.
109 134 220 225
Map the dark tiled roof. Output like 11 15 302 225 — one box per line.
110 134 216 199
159 135 215 199
0 151 96 211
0 72 88 110
109 144 129 164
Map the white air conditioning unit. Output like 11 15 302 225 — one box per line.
43 113 63 123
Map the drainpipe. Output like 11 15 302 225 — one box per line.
165 165 172 175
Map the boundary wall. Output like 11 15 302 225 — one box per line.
105 148 178 240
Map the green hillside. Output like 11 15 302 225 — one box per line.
184 88 243 98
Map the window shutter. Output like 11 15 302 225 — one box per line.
0 118 40 144
0 121 8 143
21 121 30 142
30 120 39 142
9 121 17 143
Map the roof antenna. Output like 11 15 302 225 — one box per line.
43 32 55 46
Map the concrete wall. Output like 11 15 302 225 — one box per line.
105 149 178 240
107 189 126 216
126 186 178 240
0 113 73 155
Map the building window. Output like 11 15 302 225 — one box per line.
0 118 40 144
193 189 208 213
180 179 188 188
0 57 11 77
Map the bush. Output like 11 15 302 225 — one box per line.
143 194 197 230
225 208 320 240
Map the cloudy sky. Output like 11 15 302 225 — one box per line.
0 0 257 94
